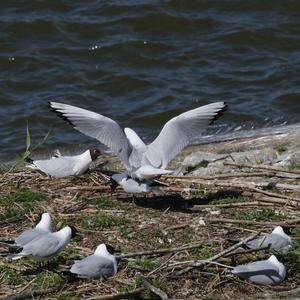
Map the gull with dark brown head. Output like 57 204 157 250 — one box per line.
232 255 286 285
8 226 77 261
70 243 117 279
245 226 292 253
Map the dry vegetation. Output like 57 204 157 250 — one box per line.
0 158 300 300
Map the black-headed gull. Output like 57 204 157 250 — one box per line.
49 101 227 180
0 212 52 247
245 226 292 253
9 226 76 261
110 173 162 194
232 255 286 285
70 243 117 279
27 149 101 177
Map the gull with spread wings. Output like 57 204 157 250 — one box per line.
49 101 227 181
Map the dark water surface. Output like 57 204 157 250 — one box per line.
1 1 300 162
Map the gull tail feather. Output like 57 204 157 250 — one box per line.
8 253 24 260
0 240 15 245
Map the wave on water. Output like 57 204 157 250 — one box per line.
0 0 299 162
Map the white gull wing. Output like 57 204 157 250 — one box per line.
49 102 131 169
124 128 146 148
144 102 227 169
70 254 117 279
232 258 286 285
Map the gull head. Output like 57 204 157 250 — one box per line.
69 226 79 238
89 148 102 161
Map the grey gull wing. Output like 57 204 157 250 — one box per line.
232 260 285 285
144 102 227 169
70 255 116 278
15 228 49 247
49 102 131 169
246 233 292 252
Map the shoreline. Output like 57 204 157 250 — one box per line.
1 122 300 170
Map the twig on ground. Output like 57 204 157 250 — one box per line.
219 225 260 234
223 161 300 175
116 243 205 259
163 224 190 231
147 254 176 276
163 177 300 191
86 287 145 300
66 185 110 191
2 284 63 300
136 272 168 300
224 246 270 257
0 215 23 226
257 195 299 208
208 217 300 227
192 201 274 209
171 233 260 276
250 187 300 202
163 172 273 180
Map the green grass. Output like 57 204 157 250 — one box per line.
289 159 300 170
151 277 169 290
192 242 220 260
0 265 24 286
90 196 121 209
191 184 208 196
210 196 247 205
119 277 142 294
55 293 80 300
186 160 210 173
283 229 300 275
12 189 47 203
129 258 160 271
79 213 129 230
275 144 288 154
33 271 64 289
0 188 47 204
140 277 170 299
51 247 81 266
176 226 196 244
231 209 285 222
0 189 48 221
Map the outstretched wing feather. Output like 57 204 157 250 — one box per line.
49 102 131 167
144 102 227 168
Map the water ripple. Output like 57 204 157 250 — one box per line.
0 0 300 161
